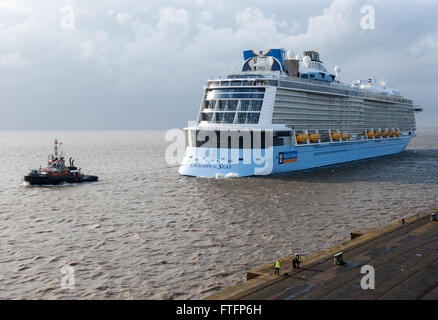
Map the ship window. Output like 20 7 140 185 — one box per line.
300 74 308 79
204 100 215 109
230 80 242 86
273 134 285 146
237 112 247 124
247 113 260 124
250 100 263 111
206 88 265 93
215 112 224 122
212 93 264 99
201 112 213 122
240 100 250 111
218 100 227 110
222 112 235 123
227 100 238 111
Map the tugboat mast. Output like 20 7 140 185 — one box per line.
54 139 59 158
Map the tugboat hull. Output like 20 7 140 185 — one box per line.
23 139 98 186
80 175 98 183
24 174 98 185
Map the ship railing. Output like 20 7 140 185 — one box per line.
279 77 413 104
208 73 413 105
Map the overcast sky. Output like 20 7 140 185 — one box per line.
0 0 437 129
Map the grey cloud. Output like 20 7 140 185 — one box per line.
0 0 436 129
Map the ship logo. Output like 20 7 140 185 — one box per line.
278 151 298 164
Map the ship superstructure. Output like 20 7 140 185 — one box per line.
179 49 422 178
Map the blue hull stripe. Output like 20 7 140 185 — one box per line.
179 137 412 178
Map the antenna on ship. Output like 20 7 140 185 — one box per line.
53 139 63 158
54 139 58 158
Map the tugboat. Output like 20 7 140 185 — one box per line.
24 139 98 185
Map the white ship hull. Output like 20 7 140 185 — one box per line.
179 136 412 178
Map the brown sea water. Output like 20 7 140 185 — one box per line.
0 129 437 299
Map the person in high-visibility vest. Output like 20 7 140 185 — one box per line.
274 260 280 275
293 253 301 269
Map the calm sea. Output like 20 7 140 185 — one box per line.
0 129 437 299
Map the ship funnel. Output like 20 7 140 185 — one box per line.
285 50 299 77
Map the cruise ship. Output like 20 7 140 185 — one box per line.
178 49 422 178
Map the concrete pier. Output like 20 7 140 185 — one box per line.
206 210 438 300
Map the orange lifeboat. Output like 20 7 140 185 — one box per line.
395 130 401 137
381 130 387 138
308 133 320 143
374 131 381 138
296 133 308 143
388 130 394 137
341 133 350 141
366 131 374 139
331 132 341 141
